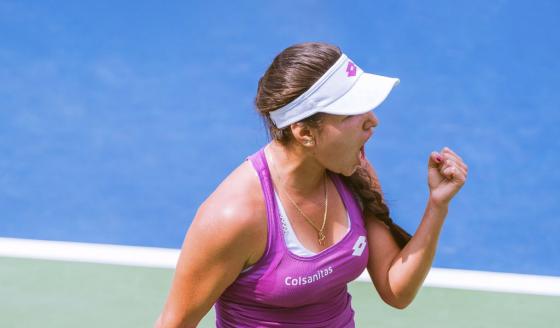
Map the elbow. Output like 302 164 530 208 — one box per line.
379 287 417 310
388 297 413 310
392 289 417 309
380 293 413 310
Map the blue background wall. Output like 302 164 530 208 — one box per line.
1 1 559 275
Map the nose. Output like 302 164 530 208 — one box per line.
363 111 378 130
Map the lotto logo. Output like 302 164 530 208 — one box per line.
346 61 357 77
352 236 367 256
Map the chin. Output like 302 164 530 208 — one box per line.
338 165 359 177
328 154 361 177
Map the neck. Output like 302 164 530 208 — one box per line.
265 140 327 198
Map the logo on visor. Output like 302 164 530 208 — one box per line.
346 61 357 77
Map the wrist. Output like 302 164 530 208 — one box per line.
427 196 450 211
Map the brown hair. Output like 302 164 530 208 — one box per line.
255 42 411 248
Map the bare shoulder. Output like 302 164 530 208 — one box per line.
161 161 267 326
188 159 267 265
201 159 265 225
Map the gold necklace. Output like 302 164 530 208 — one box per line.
268 149 329 245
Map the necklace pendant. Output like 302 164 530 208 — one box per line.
318 231 326 245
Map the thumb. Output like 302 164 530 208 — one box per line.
428 151 443 169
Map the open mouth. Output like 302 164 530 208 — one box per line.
360 145 365 160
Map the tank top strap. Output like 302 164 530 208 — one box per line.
328 172 364 226
247 148 282 257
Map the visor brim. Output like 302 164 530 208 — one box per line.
320 73 399 116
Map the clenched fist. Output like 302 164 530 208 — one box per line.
428 147 468 206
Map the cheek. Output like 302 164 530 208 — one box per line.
318 138 356 167
319 135 348 157
316 127 359 165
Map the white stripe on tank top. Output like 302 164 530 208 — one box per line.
241 191 351 273
274 191 351 257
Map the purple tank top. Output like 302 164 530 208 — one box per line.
215 148 369 327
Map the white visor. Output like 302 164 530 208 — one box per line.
269 54 400 129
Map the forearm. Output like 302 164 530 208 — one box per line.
387 198 448 307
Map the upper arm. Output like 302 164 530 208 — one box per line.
365 215 402 307
159 183 265 327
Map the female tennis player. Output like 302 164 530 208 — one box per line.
155 42 468 327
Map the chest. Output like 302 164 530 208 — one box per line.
254 226 369 308
277 179 350 254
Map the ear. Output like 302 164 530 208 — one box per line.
290 122 316 147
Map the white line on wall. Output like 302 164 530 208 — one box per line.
1 237 559 296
